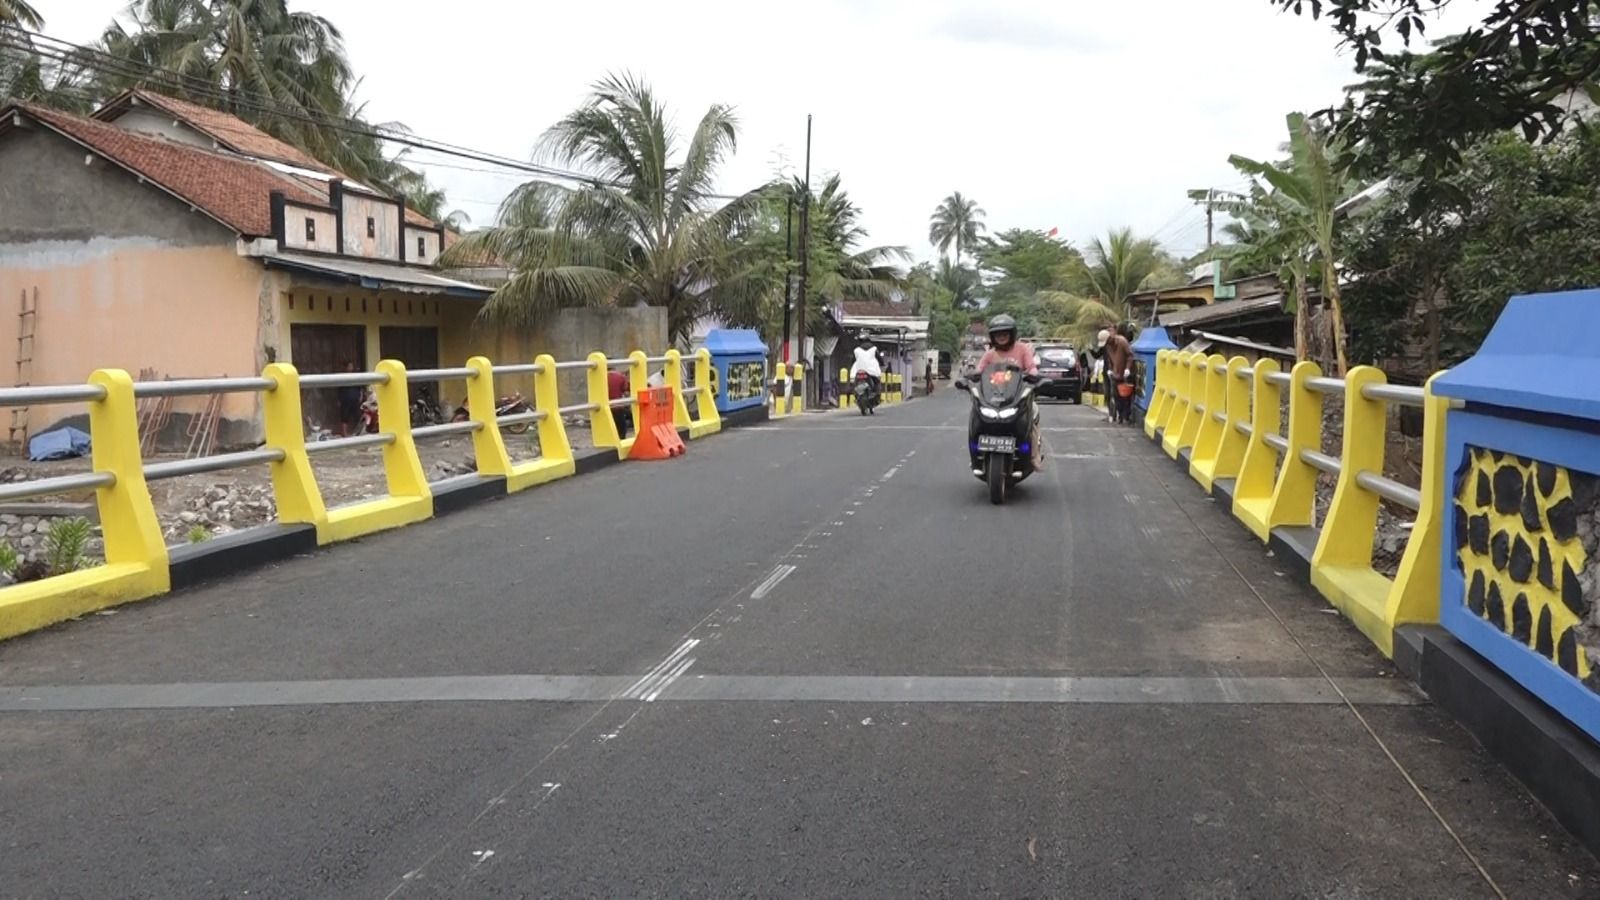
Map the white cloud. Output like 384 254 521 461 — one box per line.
34 0 1387 261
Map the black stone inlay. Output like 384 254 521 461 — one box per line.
1562 561 1587 617
1493 465 1524 514
1559 629 1580 676
1536 605 1554 657
1509 535 1534 583
1486 583 1507 631
1537 461 1558 497
1476 470 1493 507
1468 570 1487 614
1511 593 1532 643
1549 496 1578 543
1492 531 1510 571
1469 514 1490 555
1521 476 1544 532
1537 538 1555 590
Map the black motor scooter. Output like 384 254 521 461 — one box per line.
853 371 880 415
956 362 1048 505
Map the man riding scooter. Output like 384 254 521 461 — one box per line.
850 332 883 412
970 315 1045 471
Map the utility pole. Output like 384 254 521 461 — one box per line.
781 197 793 363
795 114 812 409
1204 188 1214 249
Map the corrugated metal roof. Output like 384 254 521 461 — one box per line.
258 252 493 299
1158 295 1285 327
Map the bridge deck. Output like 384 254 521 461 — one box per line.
1 394 1595 897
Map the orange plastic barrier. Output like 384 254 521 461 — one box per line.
628 387 686 460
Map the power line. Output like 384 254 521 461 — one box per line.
4 29 759 202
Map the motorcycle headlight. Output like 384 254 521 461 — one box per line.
978 407 999 420
999 408 1018 420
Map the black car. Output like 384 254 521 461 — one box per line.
1033 344 1083 403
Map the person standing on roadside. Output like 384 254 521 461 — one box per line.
607 368 632 439
1098 327 1135 425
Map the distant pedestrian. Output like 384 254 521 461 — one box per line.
607 368 632 439
1098 327 1135 425
924 359 934 396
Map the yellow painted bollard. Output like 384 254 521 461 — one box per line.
1173 353 1209 455
262 362 328 531
1264 360 1324 531
772 362 790 417
691 348 722 436
465 355 515 479
1387 374 1448 628
586 352 623 450
1232 358 1284 541
1145 350 1171 439
1159 353 1193 453
839 368 852 408
1188 354 1229 489
665 350 693 430
471 353 574 490
1212 356 1252 483
375 360 431 501
531 354 575 466
792 363 805 415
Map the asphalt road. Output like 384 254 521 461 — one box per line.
2 392 1597 898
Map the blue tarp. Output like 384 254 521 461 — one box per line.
28 426 90 462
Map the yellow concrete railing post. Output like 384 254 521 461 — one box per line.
1173 352 1209 455
692 348 722 436
1232 358 1283 540
89 369 168 577
1313 366 1388 574
464 356 514 479
1158 352 1192 451
839 367 851 409
1145 350 1171 439
532 354 574 465
1265 360 1323 531
665 350 693 430
374 360 431 503
1189 354 1229 489
772 362 790 417
1387 373 1448 628
587 352 622 450
792 363 805 413
1212 356 1252 484
262 363 328 532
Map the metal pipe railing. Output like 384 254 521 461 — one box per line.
607 397 633 409
1300 448 1342 476
134 377 274 398
644 355 671 365
554 360 597 372
1357 470 1423 511
305 433 395 454
683 386 706 397
0 472 115 503
412 420 482 439
0 384 107 406
1237 367 1256 380
558 402 599 415
1306 376 1345 396
491 363 542 376
1212 411 1227 424
300 372 390 389
1361 382 1425 407
406 367 476 384
605 359 635 370
1264 371 1291 387
1235 421 1254 437
495 410 545 426
144 448 286 482
1263 433 1289 453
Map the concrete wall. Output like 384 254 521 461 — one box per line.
99 107 212 149
406 227 441 266
0 125 265 444
281 203 338 254
339 194 400 260
439 306 669 409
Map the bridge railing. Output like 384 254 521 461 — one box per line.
0 347 722 642
1146 348 1450 658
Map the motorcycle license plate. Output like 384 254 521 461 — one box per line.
977 434 1015 453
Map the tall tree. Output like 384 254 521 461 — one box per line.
1224 113 1356 374
1077 227 1165 315
0 0 41 28
441 74 772 342
928 191 986 263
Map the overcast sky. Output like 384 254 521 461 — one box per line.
35 1 1443 264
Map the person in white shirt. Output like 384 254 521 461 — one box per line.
850 334 883 398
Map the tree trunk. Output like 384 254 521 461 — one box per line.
1323 260 1350 376
1293 269 1310 363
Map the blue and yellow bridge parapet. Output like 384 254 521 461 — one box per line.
1433 290 1600 743
0 346 725 643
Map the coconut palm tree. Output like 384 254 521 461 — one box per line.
441 73 771 342
0 0 41 28
1041 292 1123 350
928 192 986 263
1077 227 1165 315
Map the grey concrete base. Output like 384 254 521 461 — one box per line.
431 474 506 517
722 406 770 429
1267 526 1318 581
1213 478 1237 507
1405 624 1600 858
574 448 624 476
1177 447 1193 469
168 523 318 592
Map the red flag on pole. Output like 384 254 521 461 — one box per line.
1046 226 1059 237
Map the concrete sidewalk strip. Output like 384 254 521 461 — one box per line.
0 674 1421 711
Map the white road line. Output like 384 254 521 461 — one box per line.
643 656 696 702
750 564 797 600
623 639 700 700
882 467 900 479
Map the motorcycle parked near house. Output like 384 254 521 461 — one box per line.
451 393 535 434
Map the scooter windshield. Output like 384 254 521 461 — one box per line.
977 362 1026 406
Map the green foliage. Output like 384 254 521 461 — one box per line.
1276 0 1600 177
187 525 211 544
1078 228 1167 312
928 192 987 263
1345 127 1600 369
0 540 18 576
44 516 92 575
976 229 1085 308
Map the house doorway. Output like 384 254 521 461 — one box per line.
291 323 366 433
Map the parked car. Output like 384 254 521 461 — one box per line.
1034 344 1083 403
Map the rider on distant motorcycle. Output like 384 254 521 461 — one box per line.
849 332 883 400
972 315 1045 469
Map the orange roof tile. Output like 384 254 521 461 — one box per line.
18 104 327 237
100 89 333 173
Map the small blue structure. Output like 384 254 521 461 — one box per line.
1129 326 1177 418
1434 289 1600 742
703 329 769 414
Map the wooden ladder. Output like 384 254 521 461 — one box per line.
8 288 36 452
